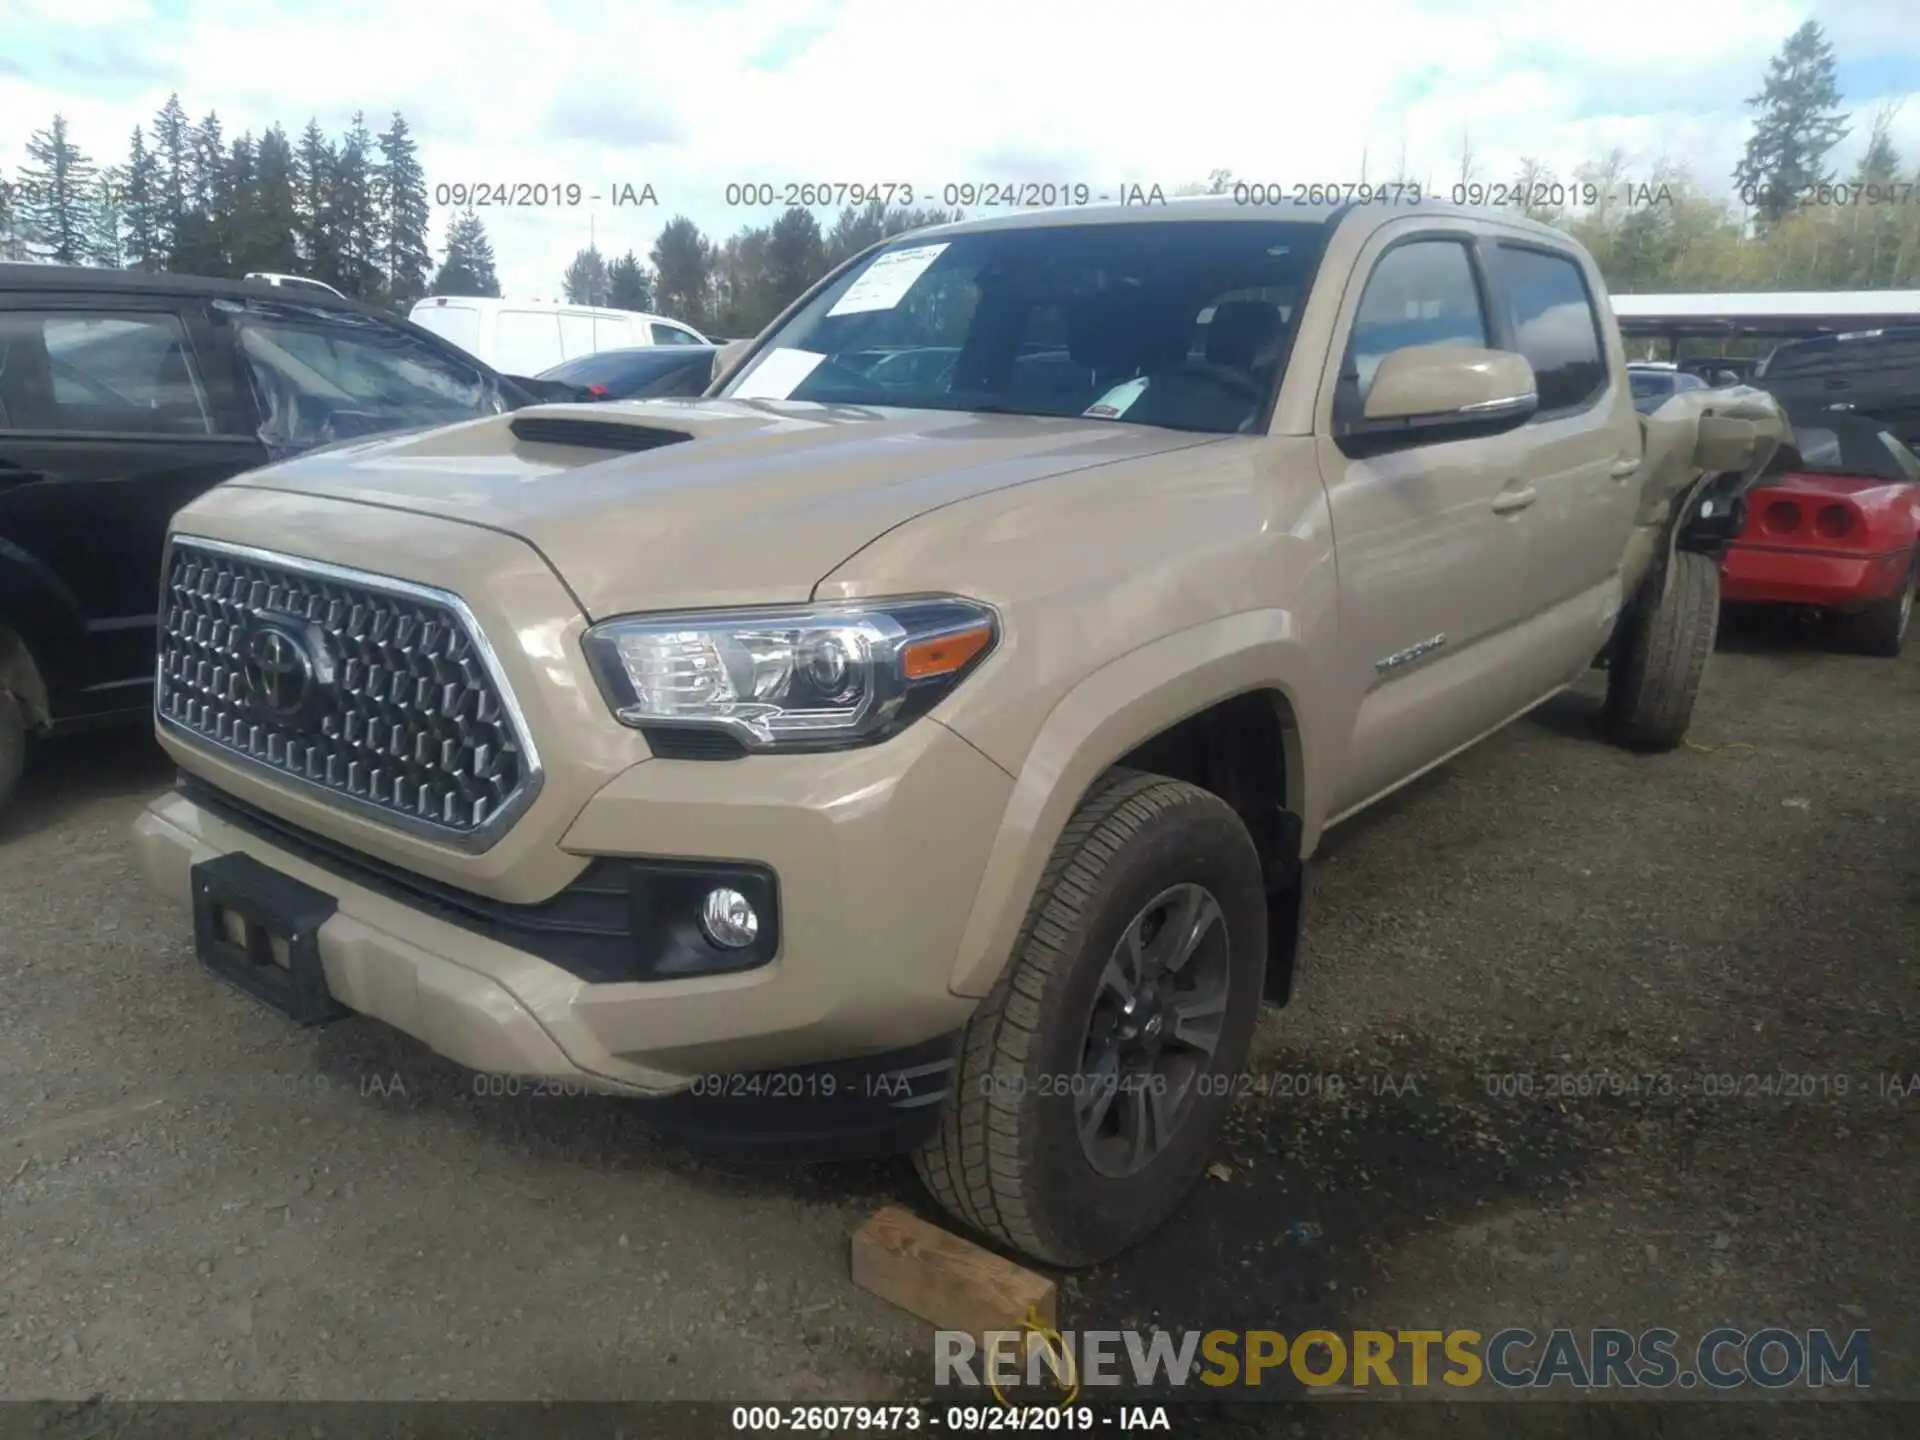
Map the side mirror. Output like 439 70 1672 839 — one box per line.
1357 346 1539 439
709 338 753 392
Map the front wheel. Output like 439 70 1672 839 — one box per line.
915 769 1268 1266
1833 553 1916 658
1604 549 1721 752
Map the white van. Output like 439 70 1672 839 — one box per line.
407 297 709 376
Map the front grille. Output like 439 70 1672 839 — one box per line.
157 537 539 847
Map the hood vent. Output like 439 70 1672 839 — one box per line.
509 416 693 453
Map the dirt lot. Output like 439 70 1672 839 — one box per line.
1 615 1914 1428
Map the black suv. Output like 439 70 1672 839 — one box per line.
1756 325 1920 448
0 265 543 817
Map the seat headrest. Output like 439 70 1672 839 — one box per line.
1205 300 1284 370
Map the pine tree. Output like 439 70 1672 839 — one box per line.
429 208 501 297
607 250 652 310
167 109 227 272
87 171 125 267
216 134 258 274
713 225 773 335
294 120 338 284
121 126 162 270
649 216 716 330
824 198 887 269
1852 105 1902 186
151 93 190 264
17 115 99 264
375 113 432 309
0 174 23 262
1733 20 1850 227
765 206 825 311
251 126 301 276
326 113 379 298
190 111 224 213
562 246 610 305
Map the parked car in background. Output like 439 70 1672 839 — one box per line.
0 264 547 818
244 272 347 298
132 199 1786 1268
1628 361 1709 414
1721 406 1920 656
409 297 709 377
1755 325 1920 449
537 345 722 400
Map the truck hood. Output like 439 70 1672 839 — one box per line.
225 399 1222 617
1635 385 1792 522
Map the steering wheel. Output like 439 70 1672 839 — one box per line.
1149 359 1263 401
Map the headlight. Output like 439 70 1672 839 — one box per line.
581 597 999 753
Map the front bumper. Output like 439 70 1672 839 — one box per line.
134 716 1012 1150
1720 542 1912 611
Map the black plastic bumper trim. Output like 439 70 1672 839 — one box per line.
176 774 779 984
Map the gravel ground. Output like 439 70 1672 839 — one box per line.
1 612 1914 1430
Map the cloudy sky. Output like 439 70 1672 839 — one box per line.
5 0 1920 301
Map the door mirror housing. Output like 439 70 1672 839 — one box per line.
709 339 753 392
1342 345 1539 450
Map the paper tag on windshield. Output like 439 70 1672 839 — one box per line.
827 243 950 316
1084 377 1148 419
730 347 827 400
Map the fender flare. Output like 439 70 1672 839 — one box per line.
0 538 89 725
945 609 1325 998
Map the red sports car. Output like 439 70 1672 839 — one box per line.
1720 410 1920 656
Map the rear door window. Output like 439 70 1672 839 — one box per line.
412 303 482 355
0 310 214 436
1489 244 1608 413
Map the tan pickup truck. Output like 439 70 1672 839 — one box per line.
132 199 1787 1265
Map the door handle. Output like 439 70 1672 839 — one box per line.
1609 456 1641 479
0 469 49 492
1491 485 1538 514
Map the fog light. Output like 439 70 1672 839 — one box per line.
699 887 760 949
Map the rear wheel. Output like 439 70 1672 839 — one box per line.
1605 549 1721 752
1833 552 1916 658
915 769 1267 1266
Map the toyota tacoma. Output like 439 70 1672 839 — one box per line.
133 199 1788 1265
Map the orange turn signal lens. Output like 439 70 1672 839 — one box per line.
902 624 993 680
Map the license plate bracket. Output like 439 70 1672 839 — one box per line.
191 853 348 1026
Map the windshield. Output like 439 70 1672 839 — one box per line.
1784 418 1920 482
221 301 501 450
411 302 483 356
718 219 1330 434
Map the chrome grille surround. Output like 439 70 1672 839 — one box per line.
156 535 544 852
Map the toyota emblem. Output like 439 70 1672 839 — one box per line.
242 623 316 724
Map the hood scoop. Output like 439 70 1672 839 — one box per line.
509 415 693 453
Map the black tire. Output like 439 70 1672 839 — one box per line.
1604 549 1720 752
1832 552 1916 658
0 689 24 825
915 768 1268 1266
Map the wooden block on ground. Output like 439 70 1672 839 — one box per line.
851 1205 1056 1338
